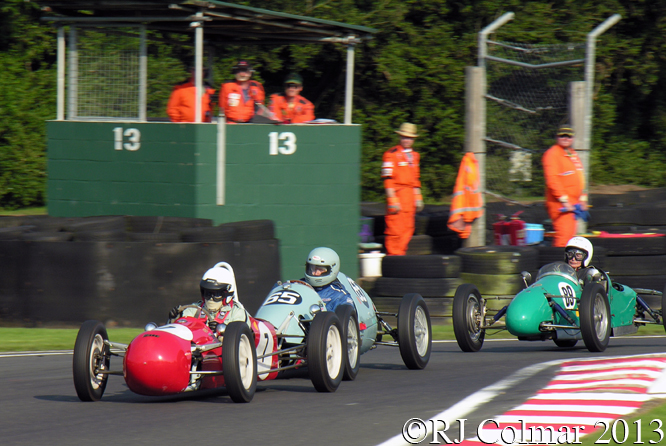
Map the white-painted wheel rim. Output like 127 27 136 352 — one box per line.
238 334 254 389
593 293 609 341
414 306 429 356
465 295 483 342
325 325 342 379
346 319 359 369
89 334 106 389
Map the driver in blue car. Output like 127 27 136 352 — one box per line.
168 262 251 331
564 236 604 287
304 247 355 312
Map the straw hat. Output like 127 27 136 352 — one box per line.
395 122 418 138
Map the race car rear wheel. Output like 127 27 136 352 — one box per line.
307 312 343 392
222 321 257 403
73 320 110 402
397 293 432 369
335 305 361 381
579 283 611 352
452 284 485 352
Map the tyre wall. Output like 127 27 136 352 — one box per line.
0 217 280 327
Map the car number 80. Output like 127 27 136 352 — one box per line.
558 282 576 310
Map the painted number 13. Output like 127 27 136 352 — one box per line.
113 127 141 151
269 132 296 155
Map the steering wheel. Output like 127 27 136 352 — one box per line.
168 304 215 324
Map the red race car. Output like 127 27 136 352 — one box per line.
73 301 344 403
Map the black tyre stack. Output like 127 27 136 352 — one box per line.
372 255 462 318
585 188 666 307
457 246 538 311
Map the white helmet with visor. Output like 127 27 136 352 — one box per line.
564 236 593 267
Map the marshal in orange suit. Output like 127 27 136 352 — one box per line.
542 125 588 247
382 123 424 256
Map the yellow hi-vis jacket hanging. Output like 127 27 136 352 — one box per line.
447 152 484 239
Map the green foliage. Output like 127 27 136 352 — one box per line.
2 0 666 209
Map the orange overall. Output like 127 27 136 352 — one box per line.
166 80 215 123
448 152 483 239
543 144 586 247
219 80 265 123
269 93 315 123
382 145 421 255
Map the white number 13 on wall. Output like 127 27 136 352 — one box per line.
113 127 141 151
269 131 296 155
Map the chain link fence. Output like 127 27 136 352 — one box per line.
72 27 142 120
484 41 585 221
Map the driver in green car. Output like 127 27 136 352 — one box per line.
564 236 604 287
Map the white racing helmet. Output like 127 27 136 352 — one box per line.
304 247 340 287
200 262 237 313
564 236 594 267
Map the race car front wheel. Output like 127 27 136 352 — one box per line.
335 305 361 381
73 320 110 402
222 321 257 403
579 283 611 352
307 311 343 392
397 293 432 369
452 284 485 352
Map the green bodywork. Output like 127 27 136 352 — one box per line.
505 262 637 338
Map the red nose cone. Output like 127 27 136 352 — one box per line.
124 330 192 396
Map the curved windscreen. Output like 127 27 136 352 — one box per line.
536 262 577 282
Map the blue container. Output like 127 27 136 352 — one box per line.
525 223 544 245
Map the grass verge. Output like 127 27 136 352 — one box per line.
1 323 663 352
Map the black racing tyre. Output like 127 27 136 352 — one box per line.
335 305 361 381
456 246 538 275
381 255 461 279
73 320 110 402
591 207 642 226
406 235 434 255
222 321 257 403
459 272 524 296
397 294 432 369
72 230 126 241
374 277 462 297
452 284 485 352
126 232 181 242
604 255 666 276
592 236 666 256
21 231 74 242
553 339 578 348
180 226 237 242
64 216 127 233
307 311 343 392
579 283 611 352
662 283 666 334
218 220 275 241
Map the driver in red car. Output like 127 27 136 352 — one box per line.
304 247 354 312
168 262 251 331
564 236 603 287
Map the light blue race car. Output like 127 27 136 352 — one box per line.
255 272 432 387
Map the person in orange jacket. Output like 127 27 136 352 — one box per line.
166 67 215 123
382 122 424 256
268 73 315 124
219 60 265 123
542 125 588 247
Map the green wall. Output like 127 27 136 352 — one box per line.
47 121 361 280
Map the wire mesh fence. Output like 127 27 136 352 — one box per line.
74 27 141 119
484 41 585 222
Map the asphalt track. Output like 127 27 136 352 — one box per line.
1 336 665 446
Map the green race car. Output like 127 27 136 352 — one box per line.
452 261 665 352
